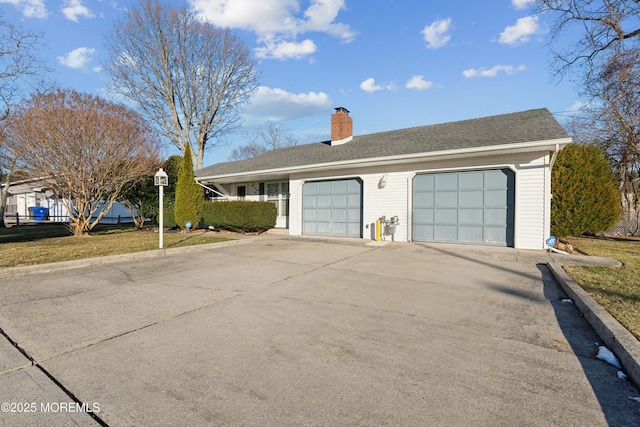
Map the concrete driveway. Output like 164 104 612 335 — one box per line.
0 236 639 426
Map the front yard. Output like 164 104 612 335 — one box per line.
0 224 229 269
563 236 640 341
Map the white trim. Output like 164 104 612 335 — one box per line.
330 135 353 145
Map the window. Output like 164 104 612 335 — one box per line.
237 185 246 199
267 182 289 217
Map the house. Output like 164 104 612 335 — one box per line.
195 108 572 249
2 177 137 225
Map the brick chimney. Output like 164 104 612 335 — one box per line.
331 107 353 145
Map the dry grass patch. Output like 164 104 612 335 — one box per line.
563 236 640 340
0 224 229 269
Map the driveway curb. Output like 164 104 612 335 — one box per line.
547 261 640 389
0 238 253 280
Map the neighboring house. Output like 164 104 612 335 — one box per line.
2 177 137 225
195 108 572 249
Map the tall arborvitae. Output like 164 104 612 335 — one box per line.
551 144 621 236
174 143 203 230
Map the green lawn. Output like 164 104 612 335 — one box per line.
562 236 640 341
0 223 229 269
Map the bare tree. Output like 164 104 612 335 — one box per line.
565 50 640 233
8 89 162 236
535 0 640 79
536 1 640 233
0 15 48 227
229 121 299 161
104 0 260 169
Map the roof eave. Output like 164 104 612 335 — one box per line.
195 137 573 182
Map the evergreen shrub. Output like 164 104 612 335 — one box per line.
551 144 621 236
202 201 276 233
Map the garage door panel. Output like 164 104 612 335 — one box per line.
414 174 435 191
435 225 457 241
485 208 507 225
413 169 514 246
459 190 483 207
317 222 331 235
317 195 332 208
459 171 484 189
436 174 457 190
414 208 433 223
332 180 348 193
317 182 332 195
485 190 507 207
414 224 434 240
459 226 483 241
303 222 316 234
303 196 316 208
459 208 483 224
317 208 331 221
332 195 347 208
486 170 509 188
413 192 434 208
333 209 347 221
436 192 457 207
435 208 457 224
332 222 347 236
348 194 361 208
485 227 507 244
303 179 362 238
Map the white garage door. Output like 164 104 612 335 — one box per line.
303 179 362 238
412 169 515 246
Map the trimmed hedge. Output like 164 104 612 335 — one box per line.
202 200 277 233
163 208 176 228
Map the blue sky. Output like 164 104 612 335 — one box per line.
2 0 580 167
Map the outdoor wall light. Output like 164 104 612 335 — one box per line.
379 173 388 189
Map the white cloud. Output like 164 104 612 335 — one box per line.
0 0 48 18
189 0 355 60
462 64 526 78
421 18 452 49
359 78 396 93
62 0 95 22
300 0 356 42
512 0 534 10
405 75 433 91
255 39 317 60
499 16 540 45
360 78 383 93
245 86 332 121
57 47 97 69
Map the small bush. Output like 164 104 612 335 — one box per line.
163 208 176 228
202 201 276 233
551 144 621 236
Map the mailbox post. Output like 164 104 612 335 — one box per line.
154 168 169 249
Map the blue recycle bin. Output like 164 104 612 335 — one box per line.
32 206 49 221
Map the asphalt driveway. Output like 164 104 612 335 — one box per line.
0 237 639 426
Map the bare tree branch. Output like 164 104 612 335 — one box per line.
536 0 640 79
228 121 299 161
104 0 260 169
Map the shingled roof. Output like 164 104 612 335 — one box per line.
196 108 568 178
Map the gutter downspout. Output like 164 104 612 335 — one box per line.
547 143 561 250
195 180 229 199
549 143 560 171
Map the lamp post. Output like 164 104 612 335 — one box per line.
154 168 169 249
